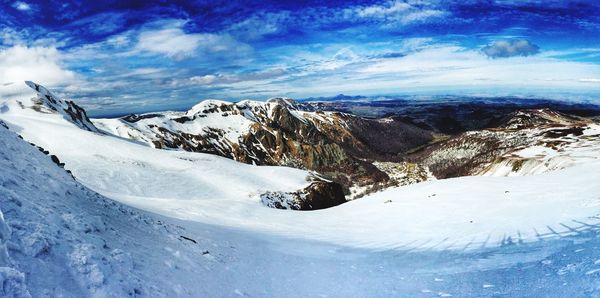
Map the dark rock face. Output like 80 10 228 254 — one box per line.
122 113 163 123
113 99 434 193
336 114 434 159
301 181 347 210
260 180 346 210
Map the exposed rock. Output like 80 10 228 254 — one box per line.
25 81 99 132
95 98 434 195
496 109 586 130
407 109 598 179
260 180 346 210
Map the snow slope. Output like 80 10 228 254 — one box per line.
4 83 600 296
4 122 600 297
0 120 231 296
2 84 600 252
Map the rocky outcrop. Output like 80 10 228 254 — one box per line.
260 180 346 210
406 109 597 179
95 97 434 196
406 130 528 178
25 81 98 132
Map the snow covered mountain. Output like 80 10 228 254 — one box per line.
23 81 98 132
1 82 351 211
93 96 433 198
2 81 600 243
93 93 600 198
407 108 600 178
3 81 600 296
0 119 231 296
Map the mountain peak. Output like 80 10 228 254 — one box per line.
24 81 99 132
186 99 235 117
266 97 300 110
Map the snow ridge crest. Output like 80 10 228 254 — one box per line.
24 81 99 132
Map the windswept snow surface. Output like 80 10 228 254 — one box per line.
3 86 600 296
1 119 325 297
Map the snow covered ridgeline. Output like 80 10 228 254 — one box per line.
3 119 600 298
92 92 600 198
3 81 600 253
4 82 351 210
93 93 433 199
24 81 98 132
2 82 355 210
407 108 600 178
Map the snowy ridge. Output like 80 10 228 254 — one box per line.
500 108 585 130
408 108 600 179
93 98 306 157
24 81 98 132
3 83 600 252
93 92 434 198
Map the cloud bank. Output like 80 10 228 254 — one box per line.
0 45 76 99
482 39 540 58
1 0 599 113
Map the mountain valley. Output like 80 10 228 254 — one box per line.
2 82 600 297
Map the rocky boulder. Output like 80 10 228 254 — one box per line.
260 180 346 210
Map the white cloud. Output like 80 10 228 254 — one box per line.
188 68 287 86
400 9 446 24
0 45 76 99
136 27 202 59
354 0 447 26
251 44 600 98
350 45 600 92
12 1 30 11
482 39 540 58
357 1 411 17
190 74 218 85
398 37 433 52
135 20 251 60
227 11 290 40
317 48 361 70
0 27 24 46
579 78 600 83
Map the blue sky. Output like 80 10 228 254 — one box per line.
1 0 600 113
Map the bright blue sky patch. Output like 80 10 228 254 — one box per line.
1 0 599 113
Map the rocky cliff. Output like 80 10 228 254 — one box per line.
94 97 434 196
